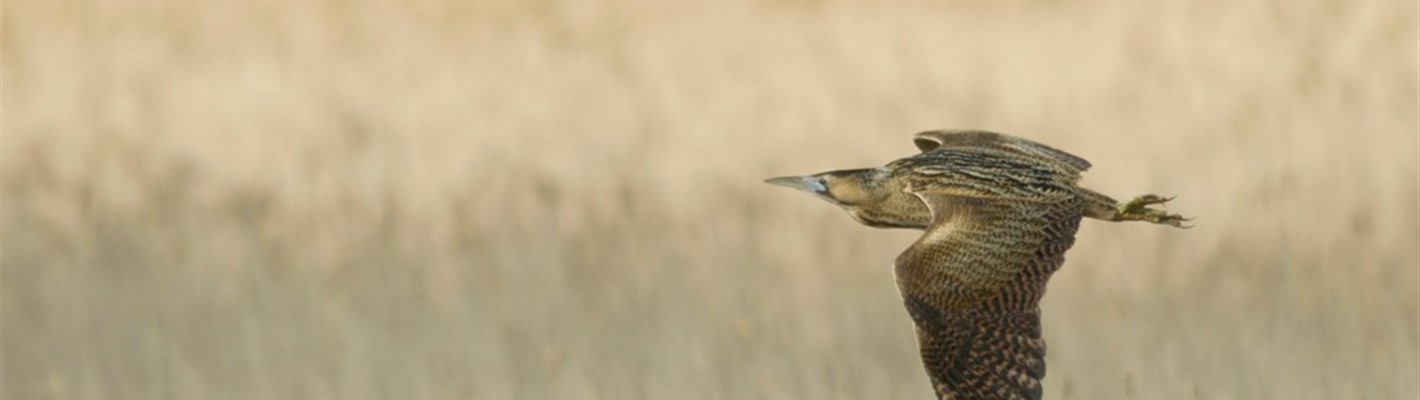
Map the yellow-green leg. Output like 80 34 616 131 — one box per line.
1082 189 1192 228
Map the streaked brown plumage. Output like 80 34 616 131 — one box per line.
765 130 1188 400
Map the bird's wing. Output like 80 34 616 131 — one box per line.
895 191 1070 400
913 130 1092 173
894 192 1054 312
906 304 1047 400
897 147 1081 203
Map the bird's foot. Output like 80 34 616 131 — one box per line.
1115 194 1191 228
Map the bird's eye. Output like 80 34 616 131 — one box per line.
806 178 828 194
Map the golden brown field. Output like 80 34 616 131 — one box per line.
3 0 1417 399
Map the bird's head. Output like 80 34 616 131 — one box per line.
765 168 927 229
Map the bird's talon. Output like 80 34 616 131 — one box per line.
1113 195 1189 228
1121 194 1172 211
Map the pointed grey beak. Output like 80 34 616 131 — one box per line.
764 175 828 195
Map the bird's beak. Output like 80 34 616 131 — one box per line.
764 175 828 196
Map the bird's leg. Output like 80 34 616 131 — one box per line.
1112 194 1191 228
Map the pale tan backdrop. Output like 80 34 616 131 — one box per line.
3 0 1417 399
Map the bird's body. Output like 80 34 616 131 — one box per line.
766 130 1187 400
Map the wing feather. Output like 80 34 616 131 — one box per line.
896 148 1080 203
894 193 1052 309
905 303 1047 400
892 130 1092 399
895 190 1082 400
913 130 1092 173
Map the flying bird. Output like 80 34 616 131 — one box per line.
765 130 1188 400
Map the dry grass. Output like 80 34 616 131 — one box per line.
2 0 1417 399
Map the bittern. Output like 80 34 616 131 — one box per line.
765 130 1188 400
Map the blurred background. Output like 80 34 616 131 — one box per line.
3 0 1416 399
